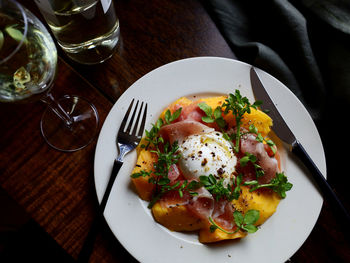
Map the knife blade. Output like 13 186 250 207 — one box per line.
250 67 350 223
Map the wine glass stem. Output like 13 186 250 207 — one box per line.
41 92 74 127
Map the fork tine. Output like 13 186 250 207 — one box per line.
131 101 144 136
120 99 134 131
138 103 147 137
125 100 139 133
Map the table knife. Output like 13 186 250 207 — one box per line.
250 67 350 223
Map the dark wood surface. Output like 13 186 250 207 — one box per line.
1 0 349 262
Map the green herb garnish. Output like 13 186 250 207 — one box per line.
248 124 276 155
199 174 236 202
198 102 226 128
164 108 182 124
222 91 262 153
142 108 182 149
244 172 293 198
239 152 265 178
209 209 260 234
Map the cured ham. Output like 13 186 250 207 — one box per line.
168 164 181 182
159 187 191 208
178 102 205 122
187 187 215 220
211 199 235 230
159 120 214 144
240 133 279 184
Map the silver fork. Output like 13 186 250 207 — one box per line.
78 99 147 262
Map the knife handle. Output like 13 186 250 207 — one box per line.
292 140 350 222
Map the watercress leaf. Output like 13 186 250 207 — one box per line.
130 173 141 178
255 167 265 178
248 153 256 163
256 133 264 143
156 118 163 129
187 180 202 190
213 106 222 119
178 189 183 198
208 174 216 185
243 209 260 225
170 108 182 122
284 182 293 191
266 139 275 146
199 175 209 184
233 211 244 226
158 177 170 185
216 117 226 128
198 102 212 117
202 116 215 123
164 109 171 124
239 155 250 167
236 174 242 186
243 224 258 233
249 124 258 134
253 100 263 108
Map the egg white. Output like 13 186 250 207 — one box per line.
178 131 237 182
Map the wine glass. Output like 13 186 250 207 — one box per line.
0 0 99 152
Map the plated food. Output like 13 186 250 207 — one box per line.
131 91 292 243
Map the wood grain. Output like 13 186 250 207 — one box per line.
1 0 349 262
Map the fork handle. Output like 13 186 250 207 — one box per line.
77 159 123 262
100 159 123 211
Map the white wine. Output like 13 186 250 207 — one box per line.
35 0 119 64
0 11 57 102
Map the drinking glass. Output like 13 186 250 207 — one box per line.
0 0 99 152
34 0 120 65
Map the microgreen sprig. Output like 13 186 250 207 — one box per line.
223 90 262 153
244 172 293 198
199 174 236 202
248 124 276 155
209 209 260 234
164 108 182 124
240 152 265 178
147 179 201 208
198 103 226 129
142 108 182 149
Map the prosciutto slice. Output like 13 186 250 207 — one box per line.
240 133 279 184
159 120 214 144
212 199 235 230
178 102 205 122
187 187 215 220
168 164 181 182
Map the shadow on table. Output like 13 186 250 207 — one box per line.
0 187 75 263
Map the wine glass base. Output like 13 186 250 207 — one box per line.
40 95 99 152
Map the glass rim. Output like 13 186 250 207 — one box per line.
0 0 28 65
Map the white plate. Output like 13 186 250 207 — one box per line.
94 57 325 263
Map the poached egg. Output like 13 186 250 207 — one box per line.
178 131 237 182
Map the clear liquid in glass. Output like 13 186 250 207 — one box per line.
35 0 120 64
0 12 57 102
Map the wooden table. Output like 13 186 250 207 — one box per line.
1 0 349 262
